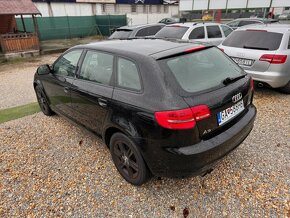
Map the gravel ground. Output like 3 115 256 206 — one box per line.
0 88 289 217
0 54 60 109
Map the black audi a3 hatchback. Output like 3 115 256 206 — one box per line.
34 39 256 185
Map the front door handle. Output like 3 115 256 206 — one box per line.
64 87 69 93
98 98 107 107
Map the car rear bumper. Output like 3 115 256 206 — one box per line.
146 105 256 177
245 69 290 88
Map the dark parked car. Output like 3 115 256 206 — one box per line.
34 39 256 185
109 23 165 39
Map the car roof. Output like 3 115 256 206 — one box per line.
166 22 223 27
237 23 290 33
116 23 165 30
74 38 209 58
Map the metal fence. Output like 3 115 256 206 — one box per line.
16 15 127 41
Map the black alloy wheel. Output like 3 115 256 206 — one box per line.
35 85 54 116
110 133 150 186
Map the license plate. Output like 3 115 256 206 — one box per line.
232 57 254 66
217 100 245 126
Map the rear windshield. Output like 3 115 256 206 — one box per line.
109 29 132 39
222 30 282 50
160 47 243 93
155 26 189 39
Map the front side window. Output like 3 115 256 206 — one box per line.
79 51 113 85
155 26 189 39
53 50 82 77
189 27 205 39
221 25 233 37
117 58 141 91
206 26 222 38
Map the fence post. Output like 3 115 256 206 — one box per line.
67 16 71 39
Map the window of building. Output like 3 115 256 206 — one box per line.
102 4 105 13
157 5 161 13
206 25 222 38
117 58 141 91
164 5 169 13
79 51 114 85
53 50 82 77
189 27 205 39
143 5 147 13
131 4 137 13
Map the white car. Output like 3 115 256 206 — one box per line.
219 24 290 93
155 22 233 46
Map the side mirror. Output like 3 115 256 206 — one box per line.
37 64 51 75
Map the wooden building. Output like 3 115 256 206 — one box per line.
0 0 41 54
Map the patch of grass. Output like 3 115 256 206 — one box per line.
0 102 40 124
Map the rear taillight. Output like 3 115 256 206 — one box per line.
155 105 211 130
259 54 287 64
219 48 224 52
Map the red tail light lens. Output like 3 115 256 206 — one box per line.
155 105 211 130
191 105 211 121
219 48 224 52
259 54 287 64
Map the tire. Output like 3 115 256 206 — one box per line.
35 85 54 116
109 132 150 186
279 81 290 94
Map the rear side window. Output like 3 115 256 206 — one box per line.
117 58 141 91
189 27 205 39
288 36 290 49
109 29 132 39
221 25 233 37
155 26 189 39
160 47 242 93
135 26 163 37
206 26 222 38
79 51 113 85
222 30 283 51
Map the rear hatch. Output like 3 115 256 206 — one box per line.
158 47 253 138
221 30 283 72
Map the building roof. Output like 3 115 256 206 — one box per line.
0 0 41 15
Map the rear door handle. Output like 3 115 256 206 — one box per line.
98 98 107 107
64 87 69 93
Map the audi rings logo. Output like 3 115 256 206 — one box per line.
232 93 242 103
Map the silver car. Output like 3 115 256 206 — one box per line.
155 22 233 46
219 24 290 93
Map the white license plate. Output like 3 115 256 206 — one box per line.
217 100 245 126
232 57 254 66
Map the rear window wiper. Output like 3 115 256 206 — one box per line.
223 74 246 85
243 45 269 50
